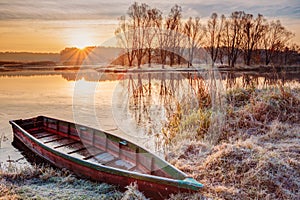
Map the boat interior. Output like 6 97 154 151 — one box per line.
12 116 186 180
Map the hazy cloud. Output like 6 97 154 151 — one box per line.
0 0 299 52
0 0 128 20
0 0 299 20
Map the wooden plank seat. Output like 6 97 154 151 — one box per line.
67 147 87 154
44 137 68 144
83 151 105 160
68 148 92 159
35 133 54 139
52 142 83 152
39 135 62 143
30 129 45 135
53 141 80 149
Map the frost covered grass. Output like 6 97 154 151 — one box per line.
0 163 149 200
163 83 300 199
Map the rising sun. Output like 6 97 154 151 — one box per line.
69 31 95 49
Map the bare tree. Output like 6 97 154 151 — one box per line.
145 8 162 67
223 11 245 67
175 30 187 65
241 13 266 66
184 17 205 67
217 46 226 65
127 2 150 68
206 13 225 67
116 4 298 68
171 20 186 66
154 14 169 68
166 4 182 66
115 15 136 67
262 20 294 65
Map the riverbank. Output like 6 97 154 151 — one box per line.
164 83 300 199
0 163 147 200
0 66 299 85
1 62 300 74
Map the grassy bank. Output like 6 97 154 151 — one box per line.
163 83 300 199
0 163 148 200
0 164 123 199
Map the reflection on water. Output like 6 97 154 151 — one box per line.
0 70 299 163
110 73 202 152
222 71 298 89
96 70 300 153
0 75 75 164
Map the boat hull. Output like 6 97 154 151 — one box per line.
10 116 202 199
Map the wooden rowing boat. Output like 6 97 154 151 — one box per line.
10 116 203 199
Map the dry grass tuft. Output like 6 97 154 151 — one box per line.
168 192 208 200
0 162 160 199
121 182 149 200
1 165 38 181
0 163 123 199
222 85 300 142
0 180 20 200
0 163 65 182
165 83 300 200
226 87 254 107
167 133 300 199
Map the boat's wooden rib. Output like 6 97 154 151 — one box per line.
30 129 44 135
53 142 84 154
54 141 80 149
39 135 61 143
44 137 67 144
83 151 105 160
10 116 203 199
67 147 87 154
36 133 54 139
70 150 91 160
128 166 137 171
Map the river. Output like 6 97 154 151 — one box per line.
0 69 299 166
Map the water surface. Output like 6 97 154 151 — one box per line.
1 69 299 165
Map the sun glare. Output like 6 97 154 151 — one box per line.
69 31 95 49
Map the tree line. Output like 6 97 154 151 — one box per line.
115 2 299 68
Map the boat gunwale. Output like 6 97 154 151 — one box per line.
9 116 203 190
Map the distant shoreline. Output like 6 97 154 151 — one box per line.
1 62 300 74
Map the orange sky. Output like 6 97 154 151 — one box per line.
0 19 118 53
0 0 299 53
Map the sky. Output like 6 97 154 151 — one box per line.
0 0 299 52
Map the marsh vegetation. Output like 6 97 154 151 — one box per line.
164 78 300 199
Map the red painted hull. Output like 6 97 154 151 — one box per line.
10 116 202 199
